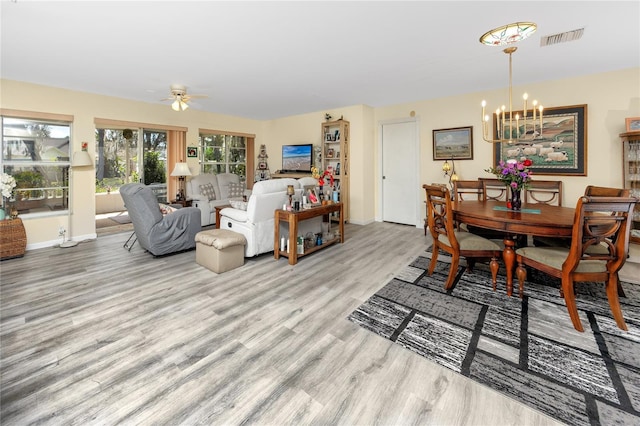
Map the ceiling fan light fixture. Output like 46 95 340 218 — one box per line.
171 98 189 111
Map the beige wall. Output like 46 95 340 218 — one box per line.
2 66 639 248
375 67 640 222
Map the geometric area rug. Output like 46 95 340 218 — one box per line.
347 250 640 426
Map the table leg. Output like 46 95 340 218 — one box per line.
503 237 516 296
274 212 281 260
289 214 298 265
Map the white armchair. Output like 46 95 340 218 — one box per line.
218 178 321 257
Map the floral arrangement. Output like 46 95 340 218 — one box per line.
311 166 334 188
485 158 532 191
1 172 16 200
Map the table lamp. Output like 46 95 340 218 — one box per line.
171 162 192 201
286 185 295 208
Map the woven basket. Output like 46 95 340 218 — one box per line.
0 218 27 260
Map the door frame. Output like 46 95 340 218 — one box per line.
377 116 421 227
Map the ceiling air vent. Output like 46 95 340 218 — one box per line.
540 28 584 47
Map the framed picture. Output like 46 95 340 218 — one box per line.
433 126 473 160
325 133 333 141
493 104 587 176
304 185 319 204
187 147 198 158
626 117 640 132
326 148 334 158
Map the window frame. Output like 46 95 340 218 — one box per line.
1 109 73 218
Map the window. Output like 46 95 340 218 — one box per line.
199 133 247 182
1 115 71 216
94 128 167 197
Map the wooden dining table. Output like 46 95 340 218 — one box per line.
452 200 576 296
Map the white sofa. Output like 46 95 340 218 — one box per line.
218 177 321 257
186 173 250 226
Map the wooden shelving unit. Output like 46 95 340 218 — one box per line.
322 119 349 222
621 130 640 243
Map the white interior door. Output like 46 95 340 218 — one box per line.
381 119 419 226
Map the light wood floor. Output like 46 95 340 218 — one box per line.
1 221 561 425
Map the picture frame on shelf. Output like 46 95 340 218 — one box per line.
304 185 319 204
493 104 587 176
187 147 198 158
626 117 640 132
433 126 473 161
326 148 334 158
325 133 333 141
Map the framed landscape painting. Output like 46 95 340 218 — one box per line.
433 126 473 160
493 104 587 176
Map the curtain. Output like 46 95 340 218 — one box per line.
167 130 187 201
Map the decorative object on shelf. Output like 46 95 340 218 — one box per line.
325 113 332 121
187 146 198 158
442 158 459 190
433 127 473 160
255 144 271 181
493 104 588 176
626 117 640 132
170 162 192 201
0 172 16 220
478 22 541 144
486 158 532 210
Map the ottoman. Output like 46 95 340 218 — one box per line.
195 229 246 273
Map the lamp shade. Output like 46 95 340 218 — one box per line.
72 150 93 167
172 99 189 111
171 162 192 177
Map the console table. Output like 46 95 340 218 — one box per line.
274 203 344 265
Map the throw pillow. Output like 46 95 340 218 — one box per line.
228 182 244 198
229 198 248 211
199 183 216 200
159 203 177 215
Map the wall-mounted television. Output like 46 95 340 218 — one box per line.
281 143 313 173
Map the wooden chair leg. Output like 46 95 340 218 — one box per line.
444 253 460 290
561 274 584 332
490 257 499 291
617 281 626 298
428 245 439 275
606 274 628 331
515 263 527 298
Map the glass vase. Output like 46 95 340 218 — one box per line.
510 187 522 211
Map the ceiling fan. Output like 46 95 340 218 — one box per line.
161 84 207 111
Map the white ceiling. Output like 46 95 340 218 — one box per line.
1 1 639 120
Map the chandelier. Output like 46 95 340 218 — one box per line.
479 22 543 144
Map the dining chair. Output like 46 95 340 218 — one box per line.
524 180 563 206
479 177 509 201
424 182 448 235
453 180 484 201
534 185 630 248
514 195 637 332
526 180 563 247
584 185 630 197
424 184 501 291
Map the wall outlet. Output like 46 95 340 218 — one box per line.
58 226 66 237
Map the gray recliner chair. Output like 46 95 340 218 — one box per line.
120 183 201 256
